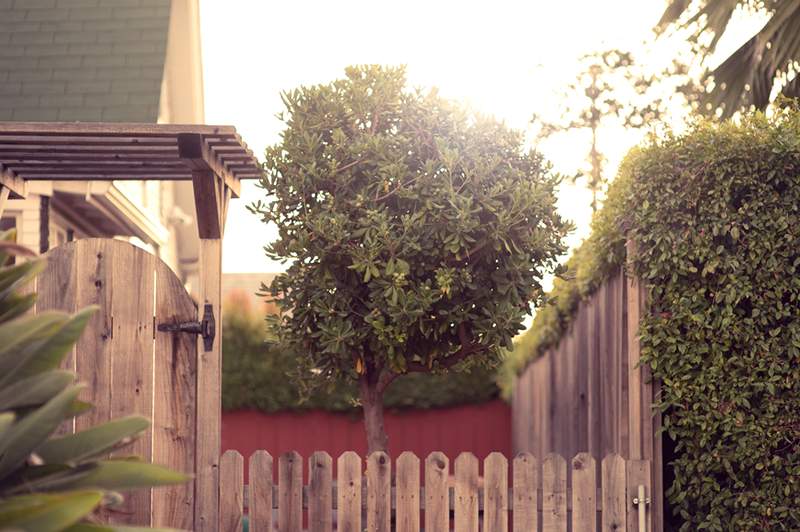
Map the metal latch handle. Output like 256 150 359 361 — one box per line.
633 484 650 532
157 303 215 351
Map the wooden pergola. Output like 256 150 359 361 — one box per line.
0 122 261 530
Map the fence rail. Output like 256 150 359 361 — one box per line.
217 450 652 532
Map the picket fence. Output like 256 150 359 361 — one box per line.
217 450 652 532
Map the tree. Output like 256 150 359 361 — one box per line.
657 0 800 117
532 49 698 212
251 65 570 452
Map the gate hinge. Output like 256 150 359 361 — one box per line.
157 303 215 351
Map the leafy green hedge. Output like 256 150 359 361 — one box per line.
222 296 499 413
503 105 800 529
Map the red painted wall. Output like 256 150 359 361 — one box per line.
222 400 511 478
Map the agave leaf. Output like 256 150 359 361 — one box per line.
12 307 96 383
4 464 96 495
0 313 69 378
0 259 45 304
0 384 84 481
0 370 75 411
54 460 189 492
64 524 184 532
37 416 150 465
0 292 37 323
0 411 15 439
65 399 93 419
0 490 103 532
0 307 96 388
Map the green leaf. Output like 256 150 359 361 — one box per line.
37 416 150 465
50 460 189 492
0 370 74 411
64 524 184 532
0 490 103 532
0 384 84 480
6 307 97 385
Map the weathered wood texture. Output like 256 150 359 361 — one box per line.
511 266 663 531
220 450 244 532
37 239 198 529
221 452 650 531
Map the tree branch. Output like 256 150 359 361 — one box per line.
404 323 488 373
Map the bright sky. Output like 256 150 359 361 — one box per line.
199 0 756 274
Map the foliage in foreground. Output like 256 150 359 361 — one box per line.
222 291 499 413
251 65 570 451
504 105 800 529
0 232 187 532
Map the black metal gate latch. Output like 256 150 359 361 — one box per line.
157 303 215 351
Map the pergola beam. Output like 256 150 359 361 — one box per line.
179 133 242 198
0 164 28 199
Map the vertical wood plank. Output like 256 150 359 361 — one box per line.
601 454 626 532
652 380 664 532
454 452 479 532
249 451 273 532
309 452 332 532
484 452 508 532
152 260 197 530
37 243 77 436
74 240 113 433
219 450 244 532
513 453 537 532
396 452 420 532
575 307 589 455
195 237 222 531
108 243 154 525
542 453 566 532
571 453 596 532
367 452 391 532
424 452 449 532
278 451 302 532
626 460 651 532
337 452 362 532
587 294 601 461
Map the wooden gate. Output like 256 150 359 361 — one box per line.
36 238 198 529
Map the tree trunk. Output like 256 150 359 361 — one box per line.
359 376 388 454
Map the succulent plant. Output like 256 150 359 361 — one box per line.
0 231 187 532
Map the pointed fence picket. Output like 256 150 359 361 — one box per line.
218 451 652 532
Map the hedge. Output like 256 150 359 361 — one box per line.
222 293 499 413
501 104 800 530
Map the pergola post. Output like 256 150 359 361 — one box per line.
182 135 235 532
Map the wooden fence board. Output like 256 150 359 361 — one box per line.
572 453 596 532
367 452 391 532
484 452 508 532
309 452 332 532
152 259 196 530
512 453 537 532
109 243 154 525
249 451 273 532
454 452 479 532
602 454 626 532
37 244 76 437
626 460 651 532
424 452 449 532
396 452 420 532
337 452 362 532
278 451 302 532
219 451 244 532
542 453 567 532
